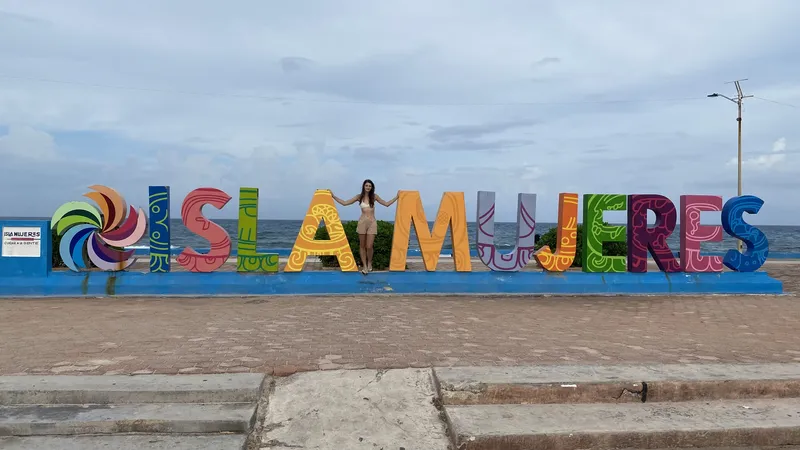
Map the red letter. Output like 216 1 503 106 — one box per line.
176 188 232 272
627 194 680 273
680 195 723 272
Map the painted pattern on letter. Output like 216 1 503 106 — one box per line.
237 187 279 273
389 191 471 272
148 186 171 273
476 192 536 271
535 193 578 272
626 194 680 273
176 188 232 273
285 189 356 272
581 194 627 273
721 195 769 272
680 195 723 272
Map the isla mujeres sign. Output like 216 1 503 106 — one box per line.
50 185 769 275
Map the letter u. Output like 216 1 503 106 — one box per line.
475 191 537 271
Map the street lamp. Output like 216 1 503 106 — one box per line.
708 79 752 252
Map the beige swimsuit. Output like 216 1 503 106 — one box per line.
356 200 377 235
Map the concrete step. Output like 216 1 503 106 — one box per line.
435 363 800 405
0 374 265 405
0 434 248 449
446 398 800 450
0 402 257 436
262 368 451 450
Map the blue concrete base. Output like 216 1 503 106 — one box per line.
126 247 800 260
0 271 783 297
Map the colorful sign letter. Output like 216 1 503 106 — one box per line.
176 188 232 273
237 187 279 273
680 195 723 272
285 189 356 272
390 191 471 272
626 194 680 272
148 186 171 273
475 192 536 271
721 195 769 272
51 185 146 272
535 193 578 272
582 194 627 273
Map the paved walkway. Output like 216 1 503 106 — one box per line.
0 264 797 376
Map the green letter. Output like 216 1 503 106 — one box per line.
237 187 279 272
582 194 627 273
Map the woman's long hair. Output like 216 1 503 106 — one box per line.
360 179 375 207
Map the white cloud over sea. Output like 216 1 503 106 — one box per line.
0 0 799 224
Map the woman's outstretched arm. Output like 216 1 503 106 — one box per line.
332 192 359 206
375 193 399 207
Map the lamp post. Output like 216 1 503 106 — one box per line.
708 79 752 252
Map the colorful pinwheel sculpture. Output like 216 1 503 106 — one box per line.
51 185 147 271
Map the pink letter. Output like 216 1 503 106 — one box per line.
680 195 723 272
177 188 232 273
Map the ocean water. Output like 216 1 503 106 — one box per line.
125 219 800 254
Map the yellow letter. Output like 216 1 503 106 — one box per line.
390 191 471 272
285 190 357 272
534 193 578 272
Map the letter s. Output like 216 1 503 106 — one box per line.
176 187 232 273
721 195 769 272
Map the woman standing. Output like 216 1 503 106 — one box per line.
332 179 398 273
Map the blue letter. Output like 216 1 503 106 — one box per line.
721 195 768 272
149 186 171 273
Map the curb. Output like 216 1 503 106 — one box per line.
0 271 784 297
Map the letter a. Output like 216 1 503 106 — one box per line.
285 189 357 272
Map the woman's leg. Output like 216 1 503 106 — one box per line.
358 233 368 272
366 233 376 271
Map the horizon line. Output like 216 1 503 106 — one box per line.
0 216 793 227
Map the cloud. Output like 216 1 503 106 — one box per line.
1 0 800 224
339 145 410 161
773 137 788 153
532 57 561 69
428 120 537 142
426 120 537 152
429 139 535 152
729 137 788 170
0 125 57 160
280 57 316 73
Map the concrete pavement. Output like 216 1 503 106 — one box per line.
0 373 264 404
437 364 800 449
0 435 250 450
3 365 800 449
447 399 800 450
0 374 264 449
1 265 799 376
435 363 800 404
262 368 450 449
1 263 797 378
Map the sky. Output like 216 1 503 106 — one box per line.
0 0 799 225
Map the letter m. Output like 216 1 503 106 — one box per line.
389 191 472 272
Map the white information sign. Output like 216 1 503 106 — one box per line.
2 227 42 258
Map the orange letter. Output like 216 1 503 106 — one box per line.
390 191 471 272
534 193 578 272
285 189 357 272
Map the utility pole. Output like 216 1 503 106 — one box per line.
708 79 753 252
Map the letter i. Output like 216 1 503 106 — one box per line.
148 186 171 273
